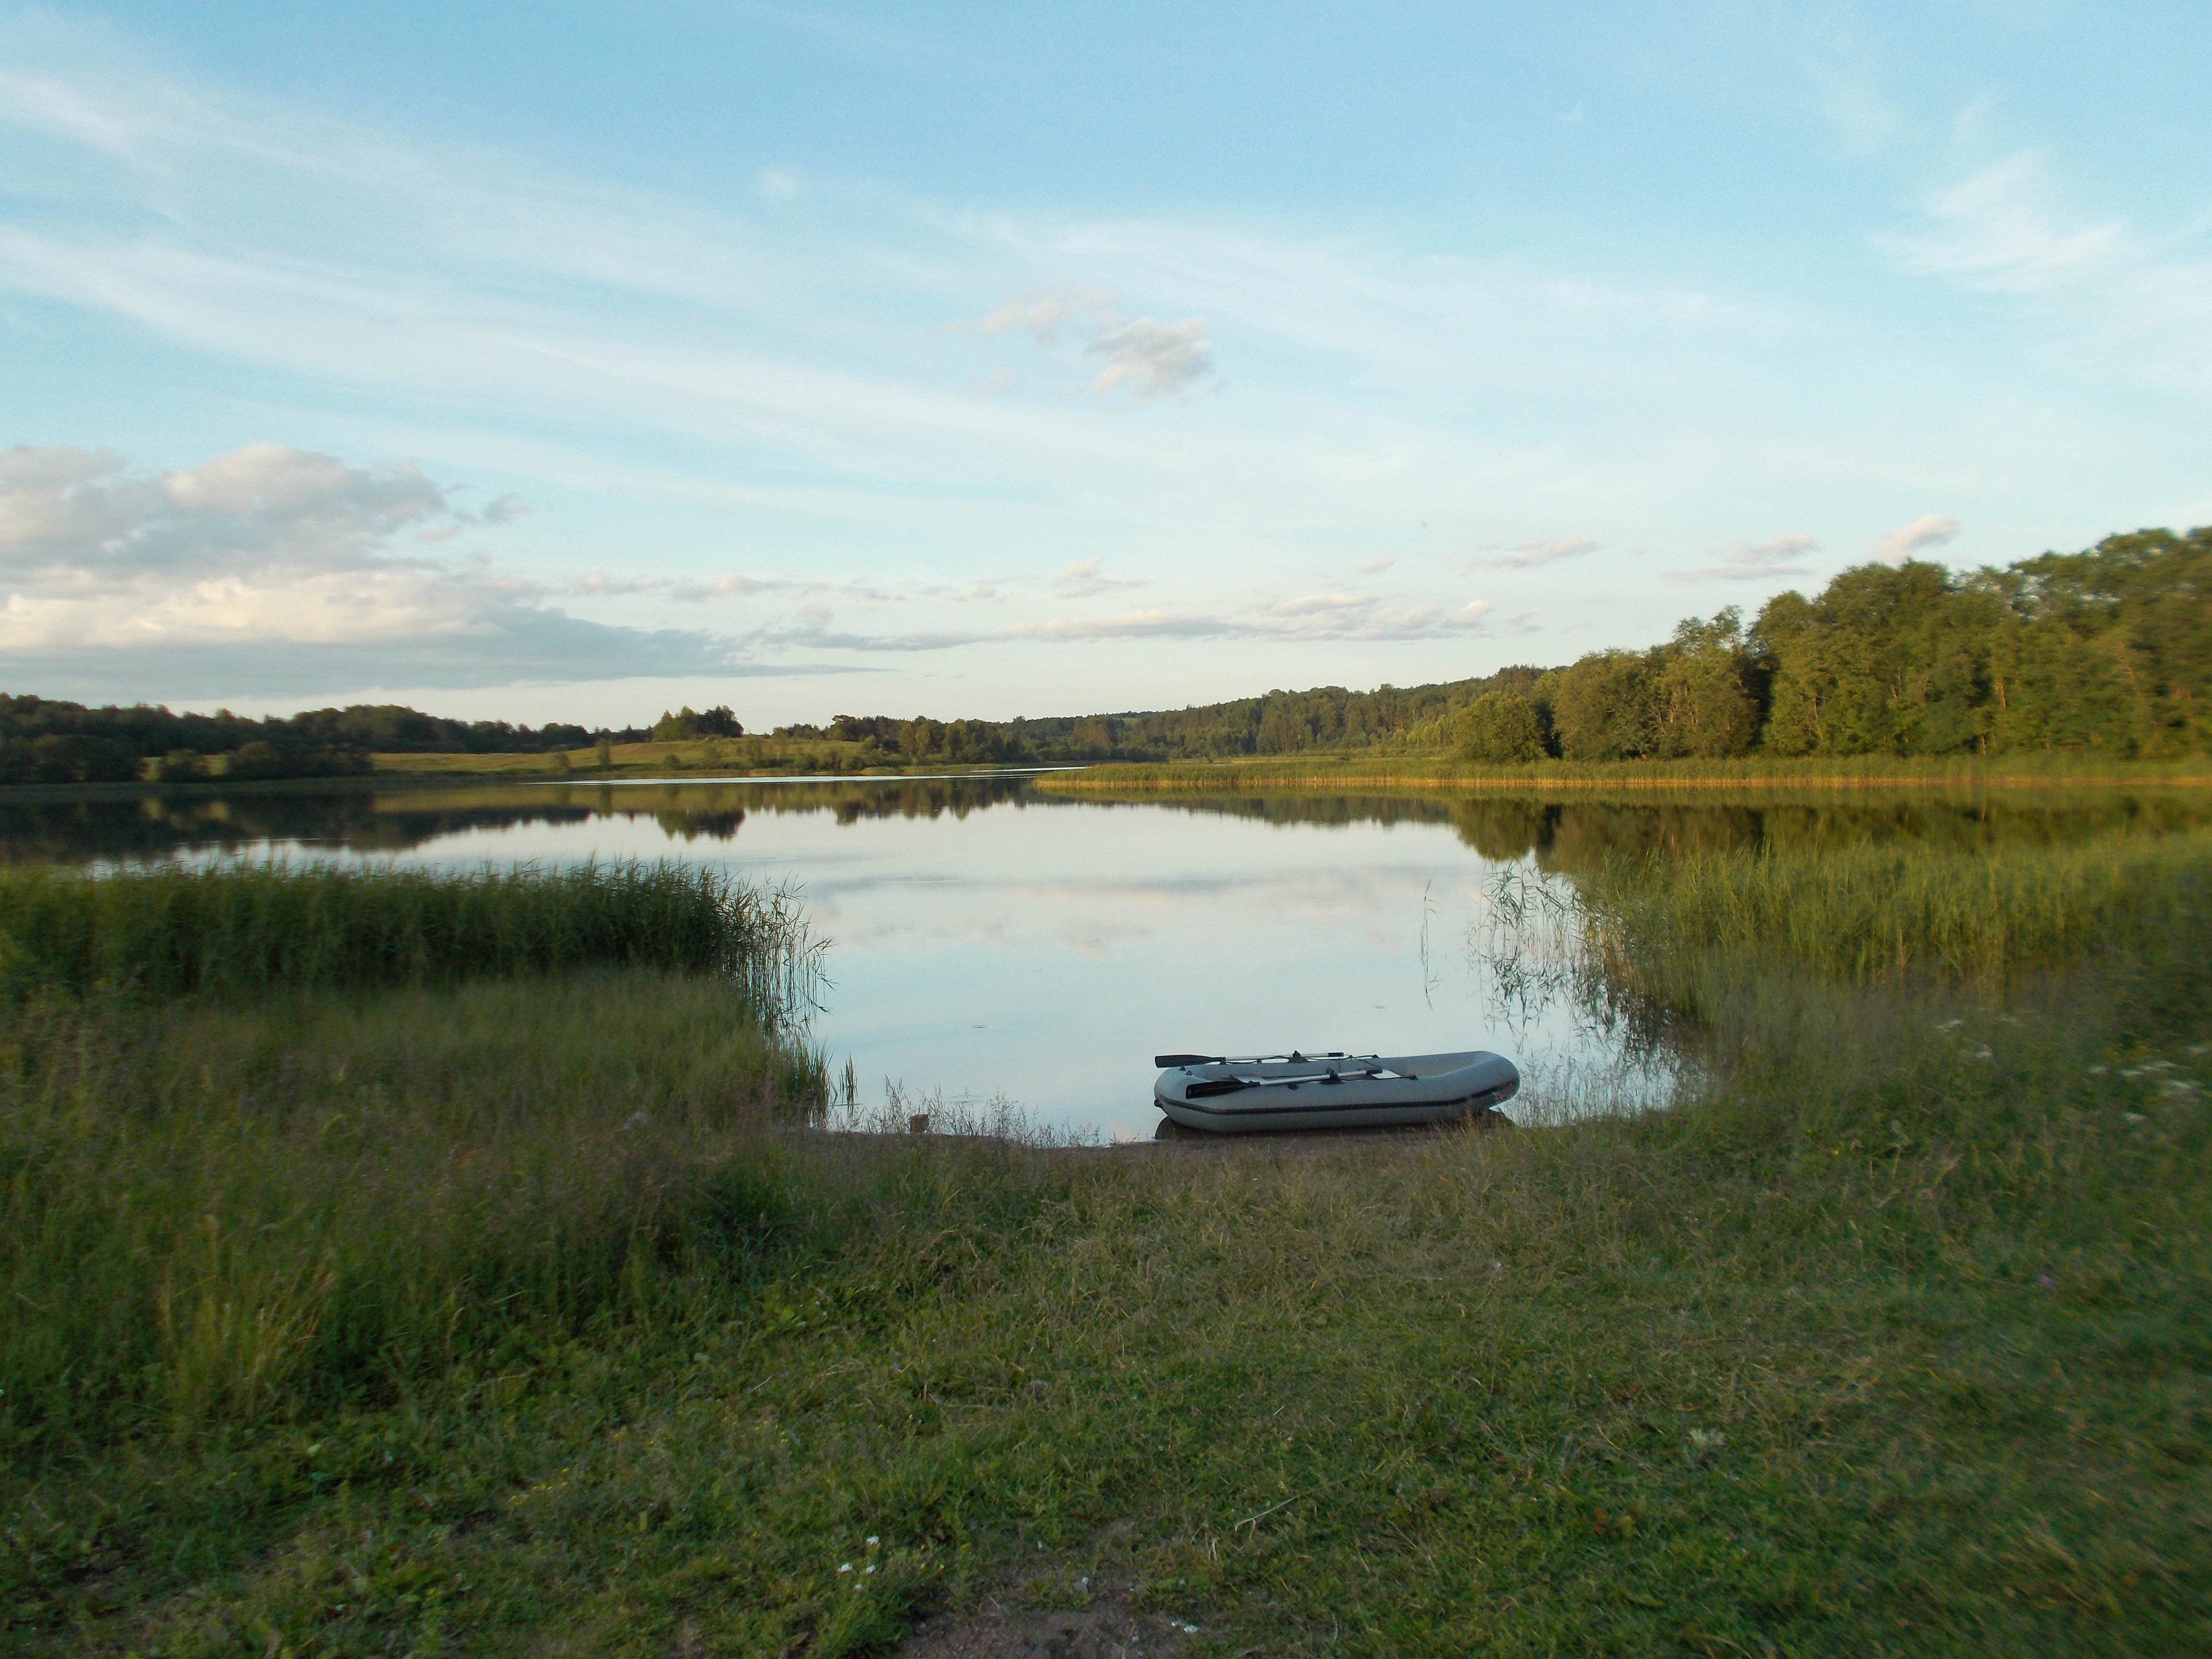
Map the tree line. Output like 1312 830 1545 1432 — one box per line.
1454 528 2204 763
4 526 2199 785
0 699 629 786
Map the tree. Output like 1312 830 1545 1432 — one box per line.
1654 610 1759 758
1549 652 1658 760
1455 691 1547 763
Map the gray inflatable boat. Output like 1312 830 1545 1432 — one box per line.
1153 1049 1518 1133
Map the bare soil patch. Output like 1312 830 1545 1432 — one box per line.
890 1596 1188 1659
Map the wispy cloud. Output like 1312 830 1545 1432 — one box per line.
1464 536 1599 570
1050 557 1142 598
1874 512 1961 563
969 289 1213 401
975 288 1120 344
1880 150 2212 390
1671 533 1820 582
1883 152 2123 296
745 591 1492 653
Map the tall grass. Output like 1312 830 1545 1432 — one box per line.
0 859 823 1024
1575 826 2212 988
0 972 826 1448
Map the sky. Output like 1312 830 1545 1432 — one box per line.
2 1 2208 728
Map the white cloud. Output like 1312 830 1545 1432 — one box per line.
1357 554 1397 575
0 443 764 693
1464 536 1599 569
0 443 446 585
970 288 1214 402
1874 512 1961 563
1050 557 1141 598
1671 533 1820 582
976 289 1119 345
1086 315 1212 400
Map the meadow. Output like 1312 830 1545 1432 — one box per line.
1 829 2207 1655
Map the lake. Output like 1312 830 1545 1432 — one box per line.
11 773 2201 1140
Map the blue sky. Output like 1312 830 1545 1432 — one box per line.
2 1 2207 726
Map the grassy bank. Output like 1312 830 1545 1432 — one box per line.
4 844 2210 1654
368 737 974 780
1037 751 2212 794
1 974 824 1449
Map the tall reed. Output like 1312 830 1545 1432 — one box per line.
1574 827 2212 988
0 859 823 1024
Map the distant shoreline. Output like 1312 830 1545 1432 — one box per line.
1032 754 2212 793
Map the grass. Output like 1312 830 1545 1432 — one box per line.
1572 826 2212 989
3 837 2210 1654
0 859 822 1016
370 738 938 779
0 974 824 1450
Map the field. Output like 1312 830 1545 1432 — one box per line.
371 736 899 780
2 832 2208 1655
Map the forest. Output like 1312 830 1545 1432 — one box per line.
802 527 2208 766
1457 526 2207 765
1 527 2200 783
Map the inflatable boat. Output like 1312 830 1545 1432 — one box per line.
1153 1050 1518 1134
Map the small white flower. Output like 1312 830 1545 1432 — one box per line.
865 1536 878 1546
865 1563 877 1575
838 1563 852 1573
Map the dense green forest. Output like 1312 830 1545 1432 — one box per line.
798 527 2207 766
1457 527 2207 764
0 699 636 786
3 526 2201 783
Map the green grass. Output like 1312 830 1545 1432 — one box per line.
0 859 821 1016
371 737 908 779
3 839 2209 1654
1572 825 2212 989
0 973 826 1450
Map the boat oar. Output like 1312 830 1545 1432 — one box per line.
1185 1066 1401 1099
1153 1050 1365 1069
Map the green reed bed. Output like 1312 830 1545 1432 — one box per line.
0 859 823 1023
1576 824 2212 989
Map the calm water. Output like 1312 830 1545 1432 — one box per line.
13 774 2200 1139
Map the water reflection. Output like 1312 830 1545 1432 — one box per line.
0 773 1041 865
5 775 2201 1139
